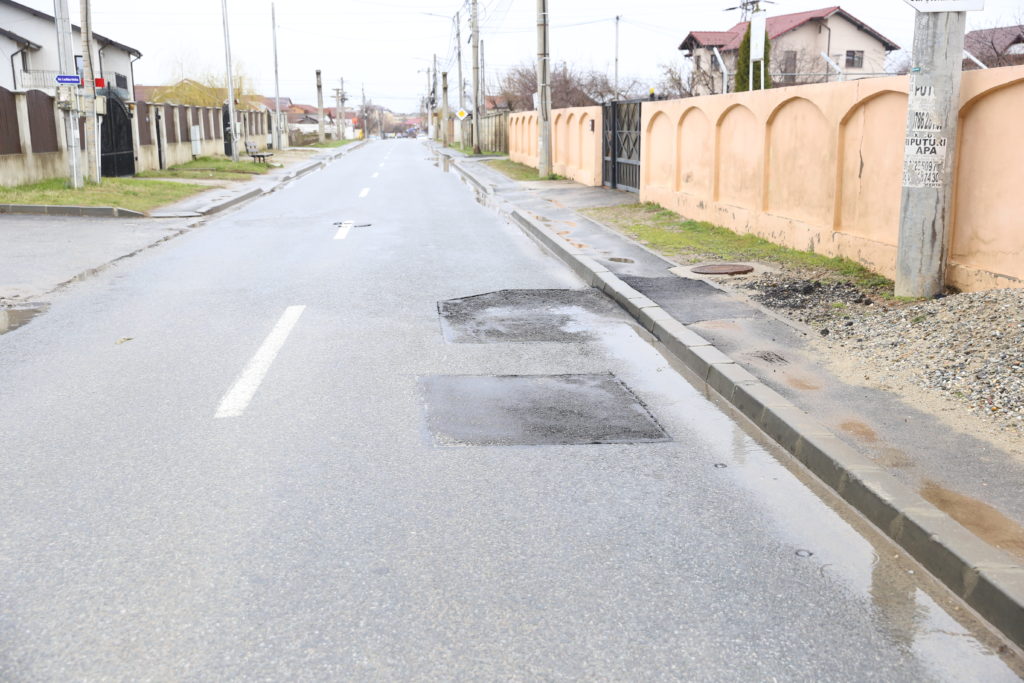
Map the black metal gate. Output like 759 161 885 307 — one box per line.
100 92 135 177
602 100 642 192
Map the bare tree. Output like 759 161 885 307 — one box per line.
963 15 1024 68
657 61 691 99
496 61 651 111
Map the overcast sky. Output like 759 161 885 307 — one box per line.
18 0 1024 112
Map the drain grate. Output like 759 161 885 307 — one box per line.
420 373 670 447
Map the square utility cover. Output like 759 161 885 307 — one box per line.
420 374 670 447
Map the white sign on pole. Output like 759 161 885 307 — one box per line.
902 0 983 11
750 10 767 62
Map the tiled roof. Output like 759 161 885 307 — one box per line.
680 5 899 53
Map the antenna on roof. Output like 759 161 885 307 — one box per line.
723 0 774 21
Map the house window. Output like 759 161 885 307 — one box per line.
845 50 864 68
115 73 128 90
695 55 702 70
21 51 29 71
783 51 797 84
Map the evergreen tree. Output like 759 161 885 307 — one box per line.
734 25 773 92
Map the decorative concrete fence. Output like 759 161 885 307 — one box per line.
509 106 601 186
640 66 1024 292
508 65 1024 292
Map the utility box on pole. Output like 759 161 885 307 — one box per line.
895 0 981 298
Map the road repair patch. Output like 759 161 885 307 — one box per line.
438 289 625 343
419 373 670 446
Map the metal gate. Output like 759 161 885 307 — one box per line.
100 92 135 177
602 100 642 192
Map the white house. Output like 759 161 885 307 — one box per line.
0 0 140 100
679 6 899 96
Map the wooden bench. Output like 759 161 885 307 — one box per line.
245 141 273 164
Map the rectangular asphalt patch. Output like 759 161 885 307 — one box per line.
420 374 670 447
620 276 761 324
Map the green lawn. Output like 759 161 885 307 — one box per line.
136 156 271 181
310 139 357 149
0 177 213 213
584 202 893 292
447 142 502 156
485 158 563 182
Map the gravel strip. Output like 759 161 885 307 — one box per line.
733 273 1024 435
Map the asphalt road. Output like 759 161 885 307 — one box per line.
0 140 1019 680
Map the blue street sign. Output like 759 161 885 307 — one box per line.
55 75 81 85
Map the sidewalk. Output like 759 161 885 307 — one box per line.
0 142 366 308
442 146 1024 650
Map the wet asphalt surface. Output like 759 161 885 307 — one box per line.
0 140 1020 680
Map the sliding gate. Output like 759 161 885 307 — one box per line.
602 100 642 192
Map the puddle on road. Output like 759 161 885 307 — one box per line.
921 481 1024 560
0 306 47 335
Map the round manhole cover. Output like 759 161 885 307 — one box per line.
692 263 755 275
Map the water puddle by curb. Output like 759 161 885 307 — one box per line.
0 305 47 335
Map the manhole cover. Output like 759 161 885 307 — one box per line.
419 374 670 446
438 289 624 343
692 264 755 275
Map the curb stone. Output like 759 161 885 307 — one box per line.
460 160 1024 651
0 204 145 218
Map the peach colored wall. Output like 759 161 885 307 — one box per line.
640 65 1024 292
508 106 601 185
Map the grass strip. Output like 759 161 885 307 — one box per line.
584 202 893 292
0 177 213 213
137 156 270 181
309 139 357 149
485 158 563 182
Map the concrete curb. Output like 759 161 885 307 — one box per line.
0 204 145 218
493 205 1024 647
442 153 493 196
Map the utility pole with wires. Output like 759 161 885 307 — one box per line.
338 78 347 140
271 2 282 150
316 69 325 143
455 10 465 146
53 0 82 188
536 0 552 176
221 0 238 161
80 0 99 183
471 0 481 154
614 15 620 98
441 72 449 146
480 39 485 110
895 1 978 297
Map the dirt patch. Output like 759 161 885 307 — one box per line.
921 481 1024 560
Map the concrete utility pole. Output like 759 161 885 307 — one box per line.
614 15 620 98
271 2 282 150
316 69 325 143
471 0 481 154
334 78 347 140
441 72 449 146
221 0 238 161
432 53 439 141
480 39 485 108
53 0 82 188
895 9 969 297
455 11 465 146
536 0 552 176
80 0 99 183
